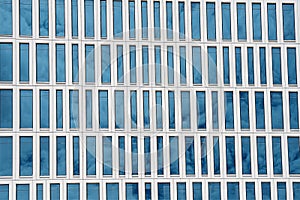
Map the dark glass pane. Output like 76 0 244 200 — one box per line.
143 91 150 129
126 183 139 200
86 90 92 128
246 182 255 200
40 136 49 176
0 90 13 128
16 184 29 200
156 91 163 129
19 0 32 36
144 137 151 175
85 45 95 83
200 136 207 175
71 0 78 36
128 1 135 38
73 136 80 175
155 46 161 84
50 184 60 200
157 136 163 175
20 90 33 128
130 91 137 129
252 3 262 40
0 137 12 176
241 137 251 174
208 47 217 84
222 3 231 40
282 4 295 40
20 136 33 176
257 137 267 174
289 92 299 129
100 0 107 38
206 3 216 40
288 137 300 174
113 0 122 38
131 136 138 175
192 47 202 84
235 47 242 85
69 90 79 128
287 48 297 84
86 137 96 175
56 90 63 129
170 136 179 175
56 136 66 176
213 137 220 174
177 183 186 200
115 91 124 129
101 45 111 83
261 182 271 200
106 183 119 200
19 44 29 82
225 91 234 129
117 45 123 83
237 3 246 40
267 4 277 40
99 91 108 129
227 182 239 200
226 136 236 174
39 0 48 36
87 183 99 200
255 92 265 129
277 182 286 200
154 1 160 39
196 91 206 129
185 137 195 175
36 44 49 82
55 0 65 36
260 47 266 84
0 43 13 81
141 1 148 39
56 44 65 82
169 91 175 129
247 47 254 84
158 183 170 200
84 0 94 37
240 91 249 129
223 47 230 84
271 92 283 129
67 184 80 200
103 136 112 175
178 2 185 39
208 182 221 200
272 47 282 84
119 136 125 175
180 46 186 84
0 0 12 35
166 2 173 40
181 91 190 129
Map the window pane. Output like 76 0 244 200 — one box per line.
106 183 119 200
0 137 12 176
129 1 135 38
99 90 108 129
288 137 300 174
287 48 297 84
103 136 112 175
115 91 124 129
169 91 175 129
272 47 282 84
154 1 160 39
156 91 163 129
196 91 206 129
0 43 13 81
73 136 80 175
119 136 125 175
56 44 65 82
237 3 246 40
20 136 33 176
267 4 277 40
259 47 266 84
246 182 255 200
71 0 78 37
87 183 99 200
145 183 151 200
185 137 195 175
200 136 207 175
19 43 29 82
191 2 200 40
113 0 122 38
271 92 283 129
223 47 230 84
240 91 249 129
261 182 271 200
282 4 295 40
50 184 60 200
55 0 65 36
226 136 236 174
56 136 66 176
289 92 299 129
16 184 29 200
177 183 186 200
212 91 219 129
144 136 151 175
208 47 217 84
180 46 186 84
40 136 49 176
235 47 242 85
85 0 94 37
85 45 95 83
155 46 161 84
213 137 220 175
72 44 78 82
157 136 163 175
0 184 9 200
67 184 80 200
86 90 92 128
225 91 234 129
131 136 138 175
178 2 185 39
101 45 111 83
142 46 149 84
241 136 251 174
130 46 136 83
255 92 265 129
192 47 202 84
277 182 286 200
36 184 43 200
20 90 33 128
227 182 239 200
141 1 148 39
293 182 300 200
117 45 123 83
193 183 202 200
208 182 221 200
56 90 63 129
206 3 216 40
167 46 174 84
0 0 12 35
0 90 13 128
166 2 173 40
86 136 96 175
170 136 179 175
181 91 190 129
257 137 267 174
158 183 170 200
143 91 150 129
70 90 79 128
126 183 138 200
100 0 107 38
247 47 254 84
221 3 231 40
39 0 48 36
36 44 49 82
130 91 137 129
252 3 262 40
19 0 32 36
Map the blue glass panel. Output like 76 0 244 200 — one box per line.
113 0 122 38
226 136 236 174
288 137 300 174
166 2 173 40
241 136 251 174
36 44 49 82
0 90 13 128
261 182 271 200
56 136 66 175
86 90 92 128
0 0 12 35
143 91 150 129
19 44 29 82
180 46 186 84
56 90 63 129
225 91 234 129
129 1 135 38
255 92 265 129
259 47 266 84
20 90 33 128
227 183 239 200
142 46 149 84
212 91 219 129
252 3 262 40
177 183 186 200
115 91 124 129
16 184 29 200
100 0 107 38
271 92 283 129
0 185 9 200
287 48 297 84
221 3 231 40
283 4 295 40
40 136 49 176
19 0 32 36
158 183 170 200
39 0 48 36
235 47 242 85
246 182 255 200
56 44 65 82
208 47 217 84
103 136 112 175
208 182 221 200
86 136 96 175
73 136 80 175
272 47 281 84
126 183 138 200
99 90 108 129
85 0 94 37
72 44 79 82
117 45 123 83
289 92 299 129
277 182 286 200
206 3 216 40
55 0 65 36
213 137 220 174
87 183 99 200
157 136 163 175
130 46 136 83
257 137 267 174
267 4 277 40
200 136 207 175
240 91 249 129
223 47 230 84
130 91 137 129
141 1 148 39
0 137 12 176
181 91 190 129
144 136 151 175
192 47 202 84
193 183 202 200
155 46 161 84
178 2 185 39
119 136 125 175
85 45 95 83
247 47 254 84
293 182 300 200
69 90 79 128
185 137 195 175
156 91 162 129
167 46 174 84
131 136 138 175
50 184 60 200
0 43 12 81
191 2 200 40
154 1 160 39
145 183 151 200
101 45 110 83
36 184 43 200
71 0 78 37
170 136 179 175
20 136 33 176
168 91 175 129
67 184 80 200
196 92 206 129
237 3 246 40
106 183 119 200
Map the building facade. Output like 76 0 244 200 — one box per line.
0 0 300 199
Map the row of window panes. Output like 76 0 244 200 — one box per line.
0 1 296 41
1 135 299 177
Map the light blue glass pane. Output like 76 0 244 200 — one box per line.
154 1 160 39
213 137 220 174
73 136 80 175
223 47 230 84
177 183 186 200
208 47 217 84
119 136 125 175
129 1 135 38
115 91 124 129
271 92 283 129
288 137 300 174
69 90 79 128
247 47 254 84
196 92 206 129
50 184 60 200
257 137 267 174
143 91 150 129
71 0 78 36
117 45 123 83
267 4 277 40
277 182 286 200
36 44 49 82
87 183 99 200
293 183 300 200
260 47 266 84
39 0 48 36
181 91 190 129
20 90 33 128
100 0 107 38
103 136 112 175
272 47 281 84
241 137 251 174
192 47 202 84
113 0 122 38
141 1 148 39
193 183 202 200
208 182 221 200
0 0 12 35
67 184 80 200
235 47 242 85
166 2 173 39
157 136 163 175
261 182 271 200
227 183 239 200
169 91 175 129
86 90 92 128
222 3 231 40
225 91 234 129
106 183 119 200
252 3 262 40
0 43 13 81
191 2 200 40
240 91 249 129
36 184 43 200
56 90 63 128
180 46 186 84
200 136 207 175
19 44 29 82
20 136 33 176
99 91 108 129
72 44 79 82
246 182 255 200
155 46 161 84
86 136 96 175
132 136 138 175
142 46 149 84
130 46 136 83
226 136 236 174
287 48 297 84
145 183 151 200
255 92 265 129
170 136 179 175
19 0 32 36
206 3 216 40
85 0 94 37
0 90 13 128
289 92 299 129
237 3 246 40
55 0 65 36
40 136 49 176
158 183 170 200
0 137 12 176
56 136 66 175
185 137 195 175
86 45 95 83
178 2 185 39
144 137 151 175
130 91 137 128
283 4 295 40
17 184 29 200
126 183 138 200
56 44 65 82
167 46 174 84
156 91 162 129
212 92 219 129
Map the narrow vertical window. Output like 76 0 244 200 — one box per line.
196 91 206 129
16 184 30 200
67 184 80 200
0 90 13 128
19 0 32 36
36 44 49 82
130 46 136 83
282 4 295 40
20 90 33 128
117 45 123 83
178 2 185 39
155 46 161 84
69 90 79 129
126 183 139 200
252 3 262 40
200 136 208 175
241 136 251 174
271 92 283 129
185 136 195 175
86 90 92 129
144 136 151 175
212 91 219 129
55 0 65 36
267 4 277 40
287 48 297 85
213 136 220 175
157 136 163 175
113 0 122 38
277 182 286 200
72 44 79 83
142 46 149 84
166 2 173 40
293 183 300 199
167 46 174 84
158 183 170 200
240 91 249 129
143 91 150 129
237 3 246 40
208 182 221 200
181 91 190 129
226 136 236 174
73 136 80 175
272 47 282 84
154 1 160 39
191 2 200 40
103 136 112 175
119 136 125 175
192 46 202 84
272 137 282 174
100 0 107 38
87 183 99 200
260 47 266 84
86 136 96 175
261 182 271 200
247 47 254 85
287 137 300 174
0 43 12 81
225 91 234 130
0 137 12 176
141 1 148 39
56 136 66 176
145 183 151 200
56 90 63 129
84 0 94 37
39 0 48 36
193 183 202 200
56 44 65 82
180 46 186 84
71 0 78 37
246 182 255 200
223 47 230 84
208 47 217 84
50 184 60 200
130 91 137 129
131 136 138 175
20 136 33 176
156 91 163 129
0 0 12 35
169 136 179 175
235 47 242 85
227 183 240 200
36 184 43 200
206 2 216 40
255 92 265 129
257 137 267 174
168 91 175 129
221 3 231 40
99 90 108 129
128 1 135 38
289 92 299 129
177 183 186 200
115 91 124 129
40 90 49 128
19 43 29 82
85 45 95 83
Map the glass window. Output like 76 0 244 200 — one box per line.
129 1 135 38
287 48 297 84
156 91 163 129
72 44 79 83
208 182 221 200
100 0 107 38
40 136 49 176
155 46 161 84
178 2 185 39
86 136 96 175
117 45 123 83
86 90 92 128
115 91 124 129
0 89 13 128
119 136 125 175
103 136 112 175
16 184 29 200
84 0 94 37
272 47 282 84
206 3 216 40
293 182 300 200
130 45 136 83
141 1 148 39
36 44 49 82
20 136 33 176
261 182 271 200
36 184 43 200
56 44 65 82
56 90 63 129
71 0 78 37
142 46 149 84
282 4 295 40
191 2 200 40
227 182 239 200
143 91 150 129
20 90 33 128
235 47 242 85
170 136 179 175
167 46 174 84
212 91 219 129
158 183 170 200
101 45 110 83
154 1 160 39
177 183 186 200
200 136 207 175
223 47 230 84
240 91 249 129
257 136 267 174
196 91 206 129
0 43 13 81
113 0 122 38
237 3 246 40
289 92 299 129
252 3 262 40
0 137 12 176
271 92 283 129
225 91 234 130
221 3 231 40
185 136 195 175
181 91 190 129
132 136 138 175
73 136 80 175
226 136 236 174
56 136 66 176
67 184 79 200
247 47 254 84
267 4 277 40
50 184 60 200
106 183 119 200
85 45 95 83
145 183 151 200
69 90 79 129
87 183 99 200
130 91 137 129
255 92 265 129
168 91 175 129
126 183 138 200
193 183 202 200
180 46 186 84
39 0 48 36
208 47 217 84
0 0 12 35
166 2 173 40
246 182 255 200
19 43 29 82
99 90 108 129
260 47 266 84
144 136 151 175
55 0 65 36
288 137 300 174
213 137 220 175
157 136 163 175
0 185 9 200
192 46 201 84
277 182 286 200
241 136 251 174
19 0 32 36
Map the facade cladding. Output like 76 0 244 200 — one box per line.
0 0 300 199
